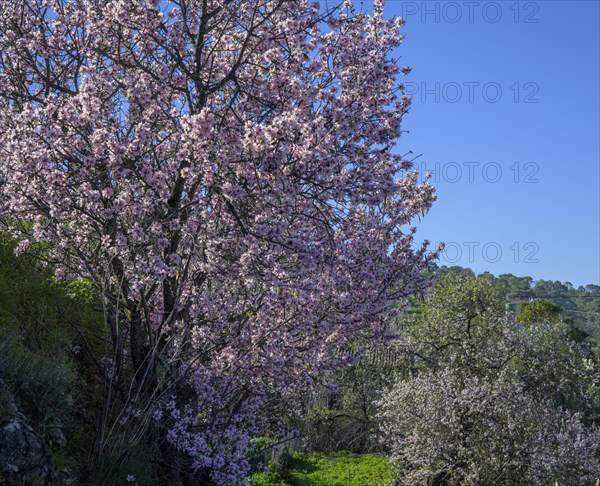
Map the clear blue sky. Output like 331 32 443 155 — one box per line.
378 0 599 286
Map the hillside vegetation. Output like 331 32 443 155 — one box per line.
1 238 599 484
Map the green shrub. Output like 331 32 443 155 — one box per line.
0 234 107 480
0 335 74 440
0 234 101 355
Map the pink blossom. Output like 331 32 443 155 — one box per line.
0 1 436 482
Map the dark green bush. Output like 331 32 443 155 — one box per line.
0 335 74 436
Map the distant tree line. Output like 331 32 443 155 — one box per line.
432 265 600 340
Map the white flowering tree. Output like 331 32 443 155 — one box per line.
379 275 600 485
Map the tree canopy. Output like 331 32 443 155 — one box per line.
0 1 435 482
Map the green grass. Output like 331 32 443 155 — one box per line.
249 451 394 486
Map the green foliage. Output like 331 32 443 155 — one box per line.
301 361 393 454
0 235 125 481
398 273 510 377
517 299 562 325
514 320 600 422
435 265 600 341
0 234 100 354
249 451 393 486
0 234 164 484
0 235 102 433
0 336 74 434
51 276 96 304
249 436 278 454
84 450 157 486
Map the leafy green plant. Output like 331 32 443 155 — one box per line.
0 234 101 355
0 235 110 482
0 335 74 439
517 299 562 325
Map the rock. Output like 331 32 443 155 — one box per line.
0 380 18 416
47 417 67 448
0 380 55 485
59 466 84 486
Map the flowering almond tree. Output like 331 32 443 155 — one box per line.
0 0 435 482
